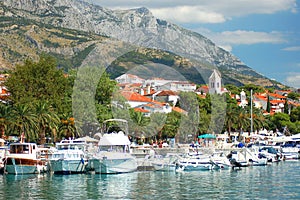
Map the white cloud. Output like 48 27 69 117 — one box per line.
195 29 286 51
285 73 300 88
151 6 226 24
91 0 297 23
282 46 300 51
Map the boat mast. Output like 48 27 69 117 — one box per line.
250 89 253 134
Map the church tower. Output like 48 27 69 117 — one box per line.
209 69 222 94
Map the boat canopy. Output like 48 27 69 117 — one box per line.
98 132 131 146
198 134 216 139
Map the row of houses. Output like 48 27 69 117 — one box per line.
0 71 298 116
114 70 225 116
115 70 300 116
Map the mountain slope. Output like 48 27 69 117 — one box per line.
0 0 280 87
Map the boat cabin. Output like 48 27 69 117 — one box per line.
98 132 131 153
10 143 38 155
8 143 40 160
55 140 86 151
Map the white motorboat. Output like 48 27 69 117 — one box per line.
89 119 137 174
177 152 214 171
280 147 300 160
0 146 7 173
48 139 88 174
258 146 281 162
5 143 47 174
210 152 232 169
150 153 179 171
228 148 268 167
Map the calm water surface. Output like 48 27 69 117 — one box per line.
1 161 300 200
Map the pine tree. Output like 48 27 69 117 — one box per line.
266 95 271 113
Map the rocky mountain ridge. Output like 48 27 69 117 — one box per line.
0 0 280 87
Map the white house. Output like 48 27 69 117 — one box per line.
157 81 196 92
115 74 144 84
150 90 179 106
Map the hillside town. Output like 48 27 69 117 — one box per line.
114 70 300 117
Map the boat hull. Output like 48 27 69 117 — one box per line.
90 157 137 174
152 163 176 171
49 159 86 174
5 158 45 174
177 161 213 171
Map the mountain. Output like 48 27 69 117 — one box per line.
0 0 282 87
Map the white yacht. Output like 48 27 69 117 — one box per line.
89 119 137 174
48 139 88 174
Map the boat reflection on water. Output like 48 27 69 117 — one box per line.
4 173 46 181
0 162 300 200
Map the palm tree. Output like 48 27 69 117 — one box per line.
0 104 12 139
198 108 211 134
236 108 250 141
128 110 150 144
10 104 38 142
162 111 181 142
148 112 167 139
58 115 76 140
225 104 239 141
179 111 199 143
34 101 60 144
252 109 265 133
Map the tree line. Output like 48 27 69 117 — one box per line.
0 55 299 144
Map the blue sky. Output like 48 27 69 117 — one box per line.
90 0 300 88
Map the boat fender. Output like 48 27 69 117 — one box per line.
81 158 84 164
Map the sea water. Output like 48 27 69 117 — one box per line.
0 161 300 200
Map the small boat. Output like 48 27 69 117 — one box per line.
226 151 248 167
279 147 300 160
176 152 214 171
210 152 232 169
5 143 47 174
150 153 179 171
89 119 137 174
259 146 281 162
48 139 88 174
244 148 268 166
0 146 7 174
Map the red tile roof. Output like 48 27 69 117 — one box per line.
268 93 286 99
172 107 187 114
156 90 178 96
198 94 206 99
121 91 153 102
270 100 285 104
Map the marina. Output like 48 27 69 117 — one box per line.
0 161 299 199
0 126 300 199
1 129 300 175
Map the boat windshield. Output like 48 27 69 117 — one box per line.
261 147 278 154
57 144 84 151
99 145 128 153
10 144 32 154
